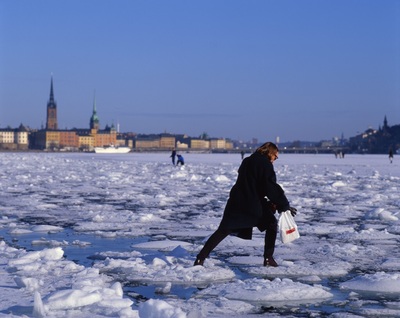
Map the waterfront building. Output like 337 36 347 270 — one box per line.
0 128 14 144
3 76 263 152
135 135 161 149
59 130 79 150
210 138 233 150
0 124 29 150
160 134 176 149
190 139 210 149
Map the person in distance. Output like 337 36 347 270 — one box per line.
176 154 185 166
194 142 297 267
170 148 177 165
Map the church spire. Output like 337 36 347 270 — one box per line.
49 76 55 104
93 91 97 113
90 91 100 130
46 75 58 130
383 115 388 129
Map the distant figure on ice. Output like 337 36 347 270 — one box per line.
241 150 245 160
389 148 394 163
176 154 184 166
194 142 297 268
170 148 177 165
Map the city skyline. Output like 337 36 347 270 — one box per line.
1 1 399 142
1 75 396 145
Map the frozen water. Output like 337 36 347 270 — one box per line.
0 152 399 317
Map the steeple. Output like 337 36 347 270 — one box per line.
46 75 58 130
383 115 388 129
90 91 100 130
49 77 55 105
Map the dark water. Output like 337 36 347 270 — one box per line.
0 227 147 267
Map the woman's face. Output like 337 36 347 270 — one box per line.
270 151 279 163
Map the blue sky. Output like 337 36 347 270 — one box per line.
1 0 399 142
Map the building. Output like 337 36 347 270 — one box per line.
4 76 244 152
135 135 161 149
160 134 175 149
90 94 100 130
190 139 210 149
31 77 121 151
210 138 234 150
46 76 58 130
0 124 29 150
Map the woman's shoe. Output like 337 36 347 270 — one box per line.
193 257 204 266
263 257 278 267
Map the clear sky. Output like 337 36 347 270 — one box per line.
1 0 399 142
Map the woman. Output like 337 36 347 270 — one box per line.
194 142 296 267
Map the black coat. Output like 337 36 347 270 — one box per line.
219 152 290 239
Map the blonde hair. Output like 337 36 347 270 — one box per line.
256 142 279 161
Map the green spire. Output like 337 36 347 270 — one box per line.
90 91 100 129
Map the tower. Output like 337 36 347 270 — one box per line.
90 92 100 130
383 115 388 129
46 76 58 130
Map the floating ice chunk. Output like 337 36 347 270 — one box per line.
45 289 102 310
197 277 332 303
9 228 32 234
0 240 19 253
72 240 92 247
139 213 165 223
171 171 187 179
189 174 200 181
9 247 64 266
246 260 352 278
381 258 400 271
340 272 400 293
132 240 192 251
31 238 68 247
300 275 322 283
39 247 64 261
97 297 134 310
359 308 400 316
92 214 103 222
365 208 399 222
166 296 255 317
96 256 235 285
110 281 123 297
215 175 230 182
378 210 398 221
33 291 46 318
357 228 398 240
152 257 168 267
332 181 346 187
139 299 186 318
31 225 63 233
155 282 172 294
14 276 42 291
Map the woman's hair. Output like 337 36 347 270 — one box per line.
256 142 279 160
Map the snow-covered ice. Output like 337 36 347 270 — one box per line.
0 152 399 317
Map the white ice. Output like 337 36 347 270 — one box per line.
0 152 399 317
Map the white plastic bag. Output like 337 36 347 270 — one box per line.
278 210 300 244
